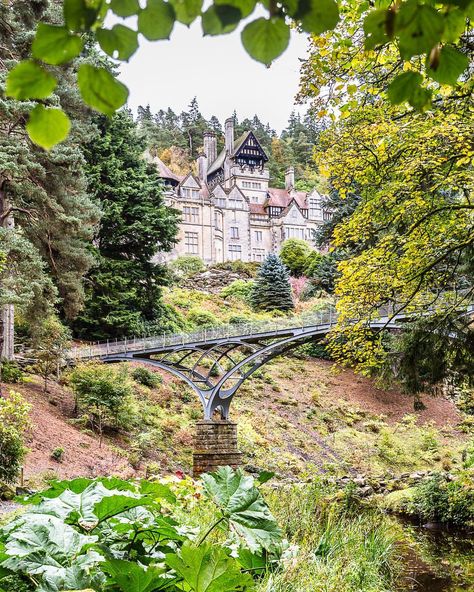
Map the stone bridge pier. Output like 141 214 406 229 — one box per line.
192 420 242 477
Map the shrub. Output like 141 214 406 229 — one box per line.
220 279 255 304
0 469 282 592
0 391 31 484
67 363 135 443
279 239 312 276
146 303 190 334
31 316 71 392
132 366 162 388
0 360 25 384
187 308 219 328
410 471 474 526
51 447 65 462
228 315 250 325
169 255 205 278
210 260 259 277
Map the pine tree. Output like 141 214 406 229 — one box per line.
0 0 98 356
73 110 179 339
251 254 294 312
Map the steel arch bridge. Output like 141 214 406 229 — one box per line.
68 309 411 420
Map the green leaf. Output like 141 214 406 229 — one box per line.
94 494 151 522
202 5 241 36
97 25 139 61
442 8 467 42
387 71 422 103
26 105 71 150
110 0 140 17
396 1 445 59
241 18 290 66
30 481 149 527
294 0 340 35
427 45 469 85
169 0 202 25
215 0 256 18
236 547 266 571
32 24 84 65
6 60 57 100
166 542 254 592
256 470 275 485
64 0 103 31
77 64 129 115
139 480 176 503
103 558 171 592
137 0 175 40
363 9 389 49
387 71 432 110
202 466 282 552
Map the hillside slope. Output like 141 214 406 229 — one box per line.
8 355 466 487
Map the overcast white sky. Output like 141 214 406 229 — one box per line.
116 19 310 132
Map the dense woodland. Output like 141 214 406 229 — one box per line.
137 99 325 188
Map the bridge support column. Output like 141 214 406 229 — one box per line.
193 420 242 478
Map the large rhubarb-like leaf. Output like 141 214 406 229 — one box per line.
201 467 282 552
166 541 253 591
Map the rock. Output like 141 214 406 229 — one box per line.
359 486 374 497
353 475 366 486
0 484 16 501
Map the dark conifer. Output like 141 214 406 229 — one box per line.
251 254 294 312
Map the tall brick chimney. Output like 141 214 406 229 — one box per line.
225 117 234 154
203 131 217 165
285 167 295 190
197 153 207 182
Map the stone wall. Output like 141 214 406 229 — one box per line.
193 420 242 477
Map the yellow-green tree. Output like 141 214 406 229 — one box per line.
298 2 473 378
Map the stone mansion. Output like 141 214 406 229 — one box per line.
150 117 331 264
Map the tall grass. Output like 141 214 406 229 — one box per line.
178 478 403 592
256 482 402 592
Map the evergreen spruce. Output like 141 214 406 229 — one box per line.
251 254 294 312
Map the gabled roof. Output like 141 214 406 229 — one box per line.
266 188 308 209
233 131 269 162
145 151 183 183
179 172 201 188
207 130 269 177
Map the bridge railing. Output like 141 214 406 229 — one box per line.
68 305 337 361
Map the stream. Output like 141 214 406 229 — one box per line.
396 516 474 591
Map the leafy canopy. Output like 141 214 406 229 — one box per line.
5 0 473 148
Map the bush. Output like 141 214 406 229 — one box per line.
0 391 31 484
146 303 190 334
0 469 282 592
210 260 259 277
169 256 205 278
279 239 312 276
132 366 162 388
411 471 474 526
187 308 220 328
0 360 25 384
67 363 135 442
220 279 255 303
51 447 65 462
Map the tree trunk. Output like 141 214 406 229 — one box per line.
0 183 14 360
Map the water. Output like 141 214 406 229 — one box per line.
396 517 474 591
